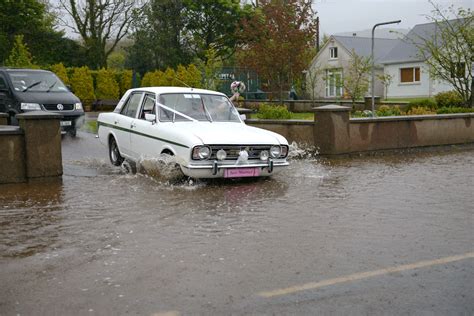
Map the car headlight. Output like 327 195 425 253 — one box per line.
260 150 269 161
20 102 41 110
216 149 227 161
192 146 211 160
270 145 281 158
75 102 83 110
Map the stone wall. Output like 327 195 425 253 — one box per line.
246 105 474 155
0 112 63 184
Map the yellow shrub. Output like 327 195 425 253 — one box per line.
70 66 95 106
95 68 119 99
50 63 69 85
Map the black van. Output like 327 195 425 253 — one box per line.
0 68 85 136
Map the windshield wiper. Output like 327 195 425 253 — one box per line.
46 80 57 92
23 81 42 92
200 98 213 122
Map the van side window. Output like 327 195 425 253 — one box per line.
0 76 7 90
121 93 143 118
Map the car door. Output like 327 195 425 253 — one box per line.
130 93 163 160
115 92 143 157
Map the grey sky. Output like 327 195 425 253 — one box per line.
314 0 473 36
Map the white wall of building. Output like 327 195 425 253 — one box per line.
384 61 457 98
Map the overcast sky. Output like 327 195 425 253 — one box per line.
314 0 473 36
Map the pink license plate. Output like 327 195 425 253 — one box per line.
224 167 261 178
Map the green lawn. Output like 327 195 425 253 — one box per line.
290 112 314 120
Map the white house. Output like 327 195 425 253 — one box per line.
306 35 399 99
380 21 458 99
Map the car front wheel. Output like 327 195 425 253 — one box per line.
109 137 124 166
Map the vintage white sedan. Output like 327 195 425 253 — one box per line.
97 87 289 179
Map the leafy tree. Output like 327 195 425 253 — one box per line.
410 2 473 106
96 68 120 99
107 52 126 70
59 0 137 69
196 47 223 90
126 0 253 74
342 50 371 105
5 35 35 68
0 0 86 67
237 0 318 101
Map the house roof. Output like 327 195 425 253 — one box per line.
332 35 399 63
381 19 464 64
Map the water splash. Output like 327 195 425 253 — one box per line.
288 141 319 160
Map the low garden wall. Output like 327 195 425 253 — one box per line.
0 112 63 184
246 105 474 155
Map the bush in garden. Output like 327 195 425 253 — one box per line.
406 98 437 111
256 103 292 119
70 66 95 107
376 105 402 117
436 107 474 114
434 90 465 107
406 106 435 115
184 64 202 88
95 68 119 100
50 63 69 85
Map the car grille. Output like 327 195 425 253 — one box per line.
208 145 273 160
43 103 74 111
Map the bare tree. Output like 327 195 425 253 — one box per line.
58 0 138 69
411 2 473 106
377 73 393 100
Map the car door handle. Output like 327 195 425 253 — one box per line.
114 120 118 125
131 123 136 128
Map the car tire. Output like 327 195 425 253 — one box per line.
109 137 124 166
68 129 77 138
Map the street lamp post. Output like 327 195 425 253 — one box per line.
371 20 401 116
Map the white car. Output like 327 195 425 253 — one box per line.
97 87 289 179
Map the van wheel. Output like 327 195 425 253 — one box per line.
68 129 77 137
109 137 124 166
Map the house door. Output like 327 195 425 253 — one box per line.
326 70 343 97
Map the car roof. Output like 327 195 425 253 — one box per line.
130 86 227 96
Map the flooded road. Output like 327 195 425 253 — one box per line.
1 132 473 315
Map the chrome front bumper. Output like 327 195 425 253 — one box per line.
182 159 289 177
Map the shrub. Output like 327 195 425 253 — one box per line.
118 70 133 95
406 106 435 116
376 105 402 117
256 103 292 119
436 107 474 114
95 68 119 100
435 90 465 107
407 98 437 111
50 63 69 85
70 66 95 107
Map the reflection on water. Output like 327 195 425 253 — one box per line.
0 179 64 257
1 132 473 260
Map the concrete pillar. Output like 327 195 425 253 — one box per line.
313 105 351 155
0 126 25 183
16 111 63 179
0 113 8 125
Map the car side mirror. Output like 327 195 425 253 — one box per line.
239 114 247 121
145 113 156 123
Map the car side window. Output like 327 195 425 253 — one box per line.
139 94 156 120
120 93 143 118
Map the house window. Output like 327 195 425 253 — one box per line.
400 67 420 83
329 47 338 59
326 69 343 97
451 62 466 78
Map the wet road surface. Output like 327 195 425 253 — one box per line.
1 132 473 315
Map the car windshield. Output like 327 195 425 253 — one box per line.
158 93 240 122
7 70 68 93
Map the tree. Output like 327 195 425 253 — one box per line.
237 0 318 101
70 66 95 107
50 63 70 85
305 66 324 104
5 35 35 68
96 68 120 99
196 47 223 90
342 50 371 105
59 0 137 69
377 73 393 100
411 2 473 106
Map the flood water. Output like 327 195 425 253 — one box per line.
1 132 473 315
